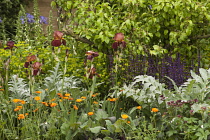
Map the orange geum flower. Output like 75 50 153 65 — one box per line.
35 91 42 94
50 103 57 107
34 96 41 101
41 102 49 106
73 105 78 110
121 114 129 119
136 106 142 110
151 108 159 112
20 100 26 104
50 98 56 101
14 108 20 111
65 93 70 96
76 99 83 102
87 112 94 116
33 108 39 112
81 96 86 99
18 114 25 120
12 99 21 103
57 93 62 96
93 101 98 104
16 106 23 109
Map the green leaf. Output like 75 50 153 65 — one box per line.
89 126 102 134
95 109 108 121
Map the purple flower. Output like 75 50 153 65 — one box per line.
0 18 2 23
26 13 35 23
39 16 48 24
20 13 35 24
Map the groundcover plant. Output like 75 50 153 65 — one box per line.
0 0 210 139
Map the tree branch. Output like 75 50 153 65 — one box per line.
63 28 98 50
192 34 210 40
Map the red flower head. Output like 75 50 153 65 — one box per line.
51 31 66 47
85 51 99 60
32 62 42 76
87 67 100 79
4 41 17 50
112 33 126 51
24 54 37 68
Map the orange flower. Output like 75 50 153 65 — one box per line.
25 113 29 116
151 108 159 112
50 103 57 107
73 105 78 110
50 98 56 101
68 98 74 100
57 93 62 96
12 99 21 103
136 106 142 110
127 121 131 124
16 106 23 109
63 97 68 99
81 96 86 99
76 99 83 102
35 91 42 94
121 114 129 119
20 100 26 104
41 102 49 106
34 96 41 101
93 101 98 104
108 98 117 102
14 108 20 111
18 114 25 120
65 93 70 96
87 112 94 116
0 89 4 91
92 94 96 97
33 108 39 112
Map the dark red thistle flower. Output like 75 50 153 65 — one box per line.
51 31 66 47
4 41 17 50
112 33 126 51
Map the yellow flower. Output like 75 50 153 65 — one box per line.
63 97 69 99
65 93 70 96
81 96 86 99
121 114 129 119
18 114 25 120
88 112 94 116
136 106 142 110
0 89 4 91
34 96 41 101
12 99 21 103
35 91 42 94
151 108 159 112
76 99 83 102
50 103 57 107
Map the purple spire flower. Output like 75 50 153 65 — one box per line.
39 16 48 24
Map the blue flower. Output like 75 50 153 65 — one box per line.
26 13 35 23
0 17 2 23
39 16 48 24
